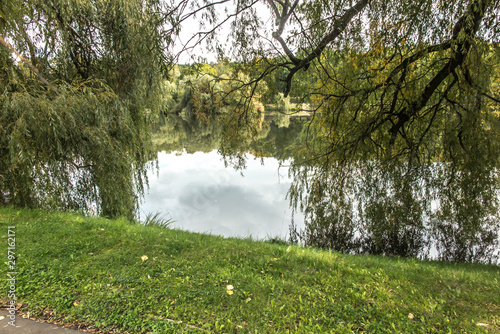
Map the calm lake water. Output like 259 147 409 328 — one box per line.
140 115 499 263
140 116 305 240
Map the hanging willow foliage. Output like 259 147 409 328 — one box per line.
179 0 500 262
0 0 172 218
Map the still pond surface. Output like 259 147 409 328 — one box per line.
140 115 305 240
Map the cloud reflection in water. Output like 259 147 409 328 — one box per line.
140 150 304 240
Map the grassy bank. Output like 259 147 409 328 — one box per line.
0 208 499 333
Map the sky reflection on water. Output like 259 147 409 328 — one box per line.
140 150 304 240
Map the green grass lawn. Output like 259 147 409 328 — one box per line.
0 207 499 333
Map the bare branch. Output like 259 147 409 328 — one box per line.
483 92 500 104
267 0 301 65
264 0 281 25
175 0 259 60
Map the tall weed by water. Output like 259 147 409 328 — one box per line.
141 211 174 228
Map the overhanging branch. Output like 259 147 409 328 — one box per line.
0 35 59 94
267 0 370 96
388 0 489 142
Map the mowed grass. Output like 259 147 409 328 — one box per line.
0 207 499 333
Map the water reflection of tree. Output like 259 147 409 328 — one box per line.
153 114 223 154
287 132 499 263
152 113 304 160
289 158 499 263
160 105 499 263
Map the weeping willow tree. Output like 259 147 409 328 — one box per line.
282 0 500 263
0 0 173 219
286 0 500 262
175 0 500 262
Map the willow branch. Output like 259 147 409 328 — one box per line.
266 0 300 65
272 0 370 96
0 35 59 94
388 0 489 141
301 0 369 64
